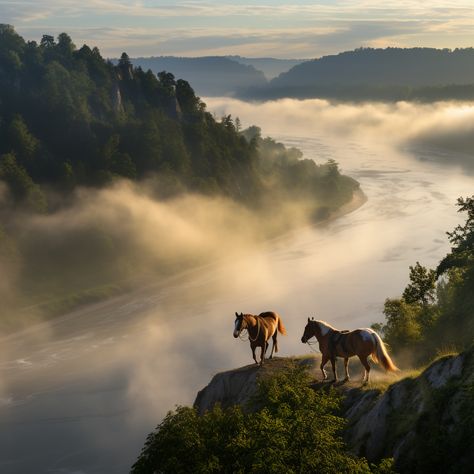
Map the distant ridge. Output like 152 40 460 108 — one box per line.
226 56 305 80
272 47 474 87
240 47 474 101
120 48 474 101
126 56 267 96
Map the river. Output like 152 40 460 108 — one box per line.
0 99 473 473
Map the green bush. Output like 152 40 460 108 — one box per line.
131 365 395 473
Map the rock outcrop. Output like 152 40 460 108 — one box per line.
345 349 473 472
194 357 318 415
194 349 474 472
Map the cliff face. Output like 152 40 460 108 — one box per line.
344 350 473 472
194 357 318 415
194 349 474 472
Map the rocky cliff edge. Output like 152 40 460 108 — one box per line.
194 349 474 471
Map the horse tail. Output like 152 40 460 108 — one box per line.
277 317 287 336
370 331 398 372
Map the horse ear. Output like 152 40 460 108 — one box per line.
235 312 238 317
311 316 314 320
307 317 310 322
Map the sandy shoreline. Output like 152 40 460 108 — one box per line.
326 188 368 223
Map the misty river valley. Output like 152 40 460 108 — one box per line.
1 99 473 473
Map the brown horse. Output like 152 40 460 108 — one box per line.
233 311 287 366
301 318 398 383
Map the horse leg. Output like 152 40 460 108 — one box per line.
358 355 371 384
343 358 350 382
251 345 258 365
260 344 265 366
269 332 277 359
330 357 338 382
320 354 329 380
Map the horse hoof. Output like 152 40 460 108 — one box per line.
343 377 350 383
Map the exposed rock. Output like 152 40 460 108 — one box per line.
424 352 464 388
344 350 473 471
194 357 318 415
166 96 182 121
194 364 260 415
112 82 123 113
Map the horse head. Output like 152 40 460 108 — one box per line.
301 317 317 343
233 312 244 338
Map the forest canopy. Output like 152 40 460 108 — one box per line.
0 25 358 208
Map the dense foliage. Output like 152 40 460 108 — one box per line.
131 365 394 474
0 25 261 201
0 25 357 207
374 196 474 362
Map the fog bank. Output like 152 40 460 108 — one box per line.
207 98 474 170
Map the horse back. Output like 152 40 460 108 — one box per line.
257 312 280 337
258 311 279 321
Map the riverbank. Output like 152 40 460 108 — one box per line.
326 188 367 223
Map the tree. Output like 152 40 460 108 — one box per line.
437 196 474 276
175 79 199 114
221 114 234 131
402 262 436 305
157 71 176 96
326 158 340 178
40 34 55 48
118 52 131 68
0 153 46 212
234 117 241 132
7 115 39 165
0 24 25 54
57 32 75 54
382 298 423 348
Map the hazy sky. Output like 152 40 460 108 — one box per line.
2 1 474 58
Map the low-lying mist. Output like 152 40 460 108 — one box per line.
207 98 474 171
0 178 319 333
0 177 331 471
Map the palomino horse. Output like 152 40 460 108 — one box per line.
233 311 286 366
300 318 398 383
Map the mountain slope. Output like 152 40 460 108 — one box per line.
226 56 304 80
239 47 474 101
272 48 474 88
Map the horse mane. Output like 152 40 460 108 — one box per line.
315 320 338 335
